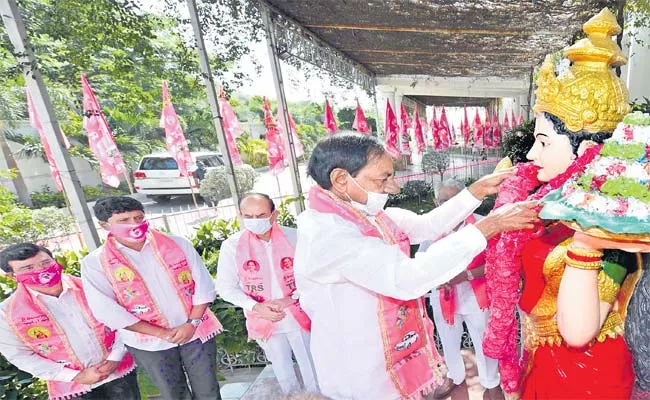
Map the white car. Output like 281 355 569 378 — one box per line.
133 152 224 203
394 331 419 351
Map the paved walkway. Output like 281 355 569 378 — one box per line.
219 350 491 400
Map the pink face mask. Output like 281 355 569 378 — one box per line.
16 262 63 287
109 220 150 243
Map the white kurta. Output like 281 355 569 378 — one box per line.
418 214 500 389
294 189 487 400
0 279 127 386
81 235 216 351
216 227 301 333
216 226 318 393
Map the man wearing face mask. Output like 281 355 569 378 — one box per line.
0 243 139 400
80 196 222 400
294 134 539 400
215 193 318 394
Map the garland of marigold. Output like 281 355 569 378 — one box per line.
483 144 602 393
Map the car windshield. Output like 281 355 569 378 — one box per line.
140 157 178 170
196 155 223 167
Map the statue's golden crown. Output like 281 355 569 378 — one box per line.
534 8 630 133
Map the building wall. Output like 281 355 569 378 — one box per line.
0 128 102 195
622 18 650 103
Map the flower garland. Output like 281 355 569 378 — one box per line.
483 144 602 393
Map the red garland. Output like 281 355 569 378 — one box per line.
483 144 601 393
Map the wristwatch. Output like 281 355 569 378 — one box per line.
187 318 202 327
466 269 474 281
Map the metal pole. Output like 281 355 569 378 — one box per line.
1 0 101 249
260 6 305 214
186 0 241 215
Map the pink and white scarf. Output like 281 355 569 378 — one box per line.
5 275 134 400
100 229 222 342
235 224 311 340
309 186 444 399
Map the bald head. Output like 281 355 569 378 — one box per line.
239 192 275 219
437 179 465 205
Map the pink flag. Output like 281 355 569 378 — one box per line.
161 81 199 176
352 100 370 134
430 106 439 134
484 108 493 148
473 109 484 148
216 87 243 166
324 99 338 134
276 110 305 158
26 89 64 191
462 105 471 147
518 112 525 126
420 117 430 142
399 103 411 155
413 107 425 154
438 105 451 150
492 110 501 147
384 100 400 159
263 97 286 175
503 112 511 132
511 109 517 129
81 74 126 188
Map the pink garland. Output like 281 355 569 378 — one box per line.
483 145 602 393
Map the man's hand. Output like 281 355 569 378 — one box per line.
468 168 516 200
474 201 539 240
72 366 108 385
168 323 197 345
95 360 119 376
269 297 295 310
252 302 286 322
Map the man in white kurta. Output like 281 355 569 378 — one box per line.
294 134 536 400
418 180 501 400
0 243 139 399
80 196 219 400
216 193 318 394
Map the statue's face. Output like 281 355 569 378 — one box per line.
526 114 575 182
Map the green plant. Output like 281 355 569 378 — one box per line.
421 151 450 182
502 119 536 164
276 197 301 228
236 134 269 168
55 249 89 277
29 186 127 209
631 97 650 114
199 165 258 204
385 180 435 214
191 218 240 258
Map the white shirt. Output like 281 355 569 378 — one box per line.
0 278 127 386
294 189 487 400
419 214 486 315
216 226 301 334
81 235 216 351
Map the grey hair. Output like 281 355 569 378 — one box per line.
441 178 465 191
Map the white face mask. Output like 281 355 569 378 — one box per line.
348 175 389 216
242 217 272 235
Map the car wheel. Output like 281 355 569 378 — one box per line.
151 195 172 203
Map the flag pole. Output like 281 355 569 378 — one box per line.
123 170 134 194
187 175 200 211
274 175 283 206
2 0 101 249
